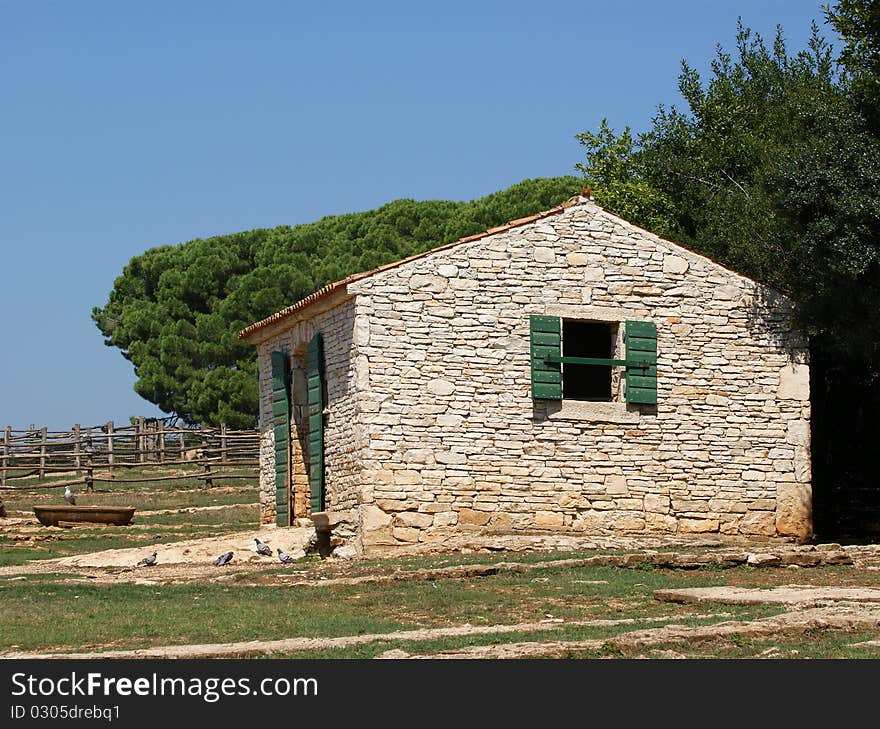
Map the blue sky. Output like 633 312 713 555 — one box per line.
0 1 832 431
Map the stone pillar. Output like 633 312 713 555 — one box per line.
775 363 812 541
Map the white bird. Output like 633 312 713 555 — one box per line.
214 551 234 566
254 538 272 557
136 552 157 567
277 548 294 564
64 486 76 506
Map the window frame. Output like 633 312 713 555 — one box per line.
530 310 657 417
559 318 623 403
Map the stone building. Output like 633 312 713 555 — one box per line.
239 195 812 555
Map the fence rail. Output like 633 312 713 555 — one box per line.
0 418 260 491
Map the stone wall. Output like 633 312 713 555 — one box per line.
347 200 811 552
254 296 362 525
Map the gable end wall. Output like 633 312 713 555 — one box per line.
346 202 811 551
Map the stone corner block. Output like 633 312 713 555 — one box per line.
777 363 810 401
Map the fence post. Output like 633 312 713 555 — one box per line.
137 417 145 464
220 423 227 464
158 425 166 464
1 426 9 489
105 421 114 477
73 423 81 472
178 421 186 460
85 448 94 493
145 419 158 462
202 448 213 488
39 427 47 479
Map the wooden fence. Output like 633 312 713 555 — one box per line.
0 418 260 491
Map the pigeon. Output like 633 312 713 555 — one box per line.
254 538 272 557
64 486 76 505
214 551 234 566
136 552 157 567
277 548 294 564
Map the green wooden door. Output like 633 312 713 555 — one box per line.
306 333 325 513
270 351 291 526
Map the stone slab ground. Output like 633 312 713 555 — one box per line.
655 585 880 606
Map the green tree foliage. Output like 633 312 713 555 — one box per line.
575 1 880 535
93 177 581 428
826 0 880 129
577 14 880 362
575 122 681 240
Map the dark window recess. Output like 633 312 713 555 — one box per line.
562 320 615 401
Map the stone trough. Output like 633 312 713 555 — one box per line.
33 505 135 527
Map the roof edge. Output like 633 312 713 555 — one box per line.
238 194 583 340
588 202 794 301
239 193 792 342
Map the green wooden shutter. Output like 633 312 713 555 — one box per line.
306 333 325 513
270 351 291 526
530 315 562 400
625 321 658 405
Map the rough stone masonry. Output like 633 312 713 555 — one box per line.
242 196 812 556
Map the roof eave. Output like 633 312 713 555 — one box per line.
238 282 355 343
238 194 584 342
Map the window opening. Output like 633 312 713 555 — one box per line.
562 320 616 401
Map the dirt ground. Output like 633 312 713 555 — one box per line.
0 520 319 584
52 525 313 568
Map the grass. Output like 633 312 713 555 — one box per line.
1 465 260 567
0 582 414 654
0 564 769 654
135 504 258 526
1 551 876 658
1 474 259 568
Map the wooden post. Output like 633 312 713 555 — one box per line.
73 423 81 472
85 449 94 493
137 417 145 464
1 426 9 489
0 426 7 514
106 421 114 477
178 421 186 459
39 427 47 479
86 426 93 479
220 423 227 464
144 419 158 462
158 424 166 464
202 448 213 488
